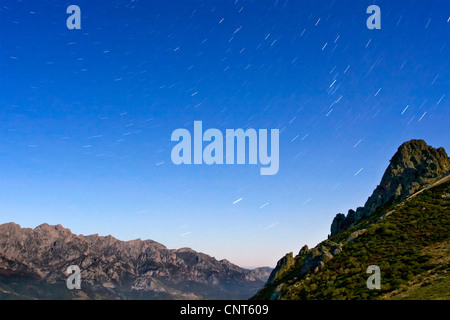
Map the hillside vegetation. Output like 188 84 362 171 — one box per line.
254 177 449 300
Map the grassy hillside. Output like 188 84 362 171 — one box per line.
254 178 450 300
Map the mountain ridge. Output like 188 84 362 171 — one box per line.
254 139 450 300
331 139 449 236
0 222 271 300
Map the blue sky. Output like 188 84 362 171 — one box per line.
0 0 448 268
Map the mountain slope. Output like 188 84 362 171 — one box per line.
0 223 271 300
254 140 450 300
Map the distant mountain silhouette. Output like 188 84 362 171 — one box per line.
0 223 271 300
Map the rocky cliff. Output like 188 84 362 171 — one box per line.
331 139 449 236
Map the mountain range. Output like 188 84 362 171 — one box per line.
1 139 448 300
0 223 271 299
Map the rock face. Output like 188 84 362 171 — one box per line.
267 252 295 284
266 241 343 286
0 223 271 300
331 140 450 236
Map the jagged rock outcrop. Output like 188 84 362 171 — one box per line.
0 223 271 299
267 252 295 284
331 140 449 236
266 241 345 286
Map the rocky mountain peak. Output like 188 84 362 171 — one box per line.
380 139 449 190
331 140 449 236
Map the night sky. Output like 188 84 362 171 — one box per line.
0 0 448 267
